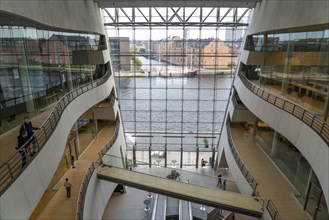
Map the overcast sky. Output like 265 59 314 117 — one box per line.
104 7 249 41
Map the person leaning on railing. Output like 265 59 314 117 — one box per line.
16 130 29 168
20 116 39 156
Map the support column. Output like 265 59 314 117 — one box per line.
149 146 152 168
252 118 259 141
180 146 183 168
281 43 294 96
164 146 167 167
304 169 314 199
93 109 98 138
322 90 329 122
72 123 81 158
94 118 98 138
271 131 280 157
196 147 199 168
211 147 215 168
19 41 35 113
133 145 136 164
303 171 314 210
293 154 312 196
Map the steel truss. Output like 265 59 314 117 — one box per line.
104 7 250 27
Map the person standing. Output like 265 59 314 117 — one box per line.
16 130 29 168
64 178 72 198
217 173 222 188
223 180 227 191
201 158 206 167
20 116 39 155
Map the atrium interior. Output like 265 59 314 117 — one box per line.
0 1 328 220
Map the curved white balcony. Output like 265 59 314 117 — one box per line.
0 71 115 219
234 72 329 207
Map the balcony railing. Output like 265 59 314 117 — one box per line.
0 70 112 196
238 72 329 145
98 116 121 160
76 162 96 220
76 116 120 220
266 200 282 220
226 118 259 196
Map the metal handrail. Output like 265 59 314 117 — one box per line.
238 72 329 145
98 116 121 160
76 116 121 220
266 200 282 220
0 71 112 196
226 118 259 196
76 162 96 220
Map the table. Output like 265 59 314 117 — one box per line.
171 159 177 168
144 198 151 211
156 159 161 167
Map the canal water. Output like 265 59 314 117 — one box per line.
115 56 233 148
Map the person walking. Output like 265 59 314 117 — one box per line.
217 173 222 188
223 180 227 191
64 178 72 198
20 116 39 156
16 130 29 168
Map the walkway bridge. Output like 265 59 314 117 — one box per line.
97 163 263 218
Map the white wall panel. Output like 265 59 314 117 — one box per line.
234 76 329 207
247 0 328 35
0 0 104 34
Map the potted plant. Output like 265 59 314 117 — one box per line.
203 138 209 148
166 170 181 181
127 159 135 170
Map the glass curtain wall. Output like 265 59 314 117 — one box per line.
104 7 249 167
243 29 329 121
0 21 101 133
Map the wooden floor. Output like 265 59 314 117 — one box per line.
97 166 263 217
230 123 310 220
34 124 115 220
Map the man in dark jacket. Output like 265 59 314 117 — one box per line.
16 130 29 168
20 116 38 138
20 116 39 155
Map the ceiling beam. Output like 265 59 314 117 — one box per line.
95 0 261 9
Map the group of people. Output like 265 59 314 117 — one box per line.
15 116 73 199
16 117 39 167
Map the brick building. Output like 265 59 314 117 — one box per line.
152 36 238 69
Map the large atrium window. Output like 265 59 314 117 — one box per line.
104 7 250 167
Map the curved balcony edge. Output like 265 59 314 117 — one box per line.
0 72 115 220
234 73 329 208
238 72 329 145
77 115 122 220
81 122 126 220
219 119 256 196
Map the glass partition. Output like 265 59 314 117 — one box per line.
102 154 258 197
242 29 329 122
0 19 103 133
